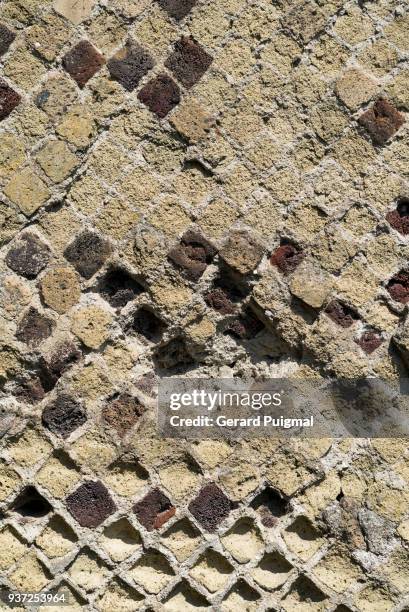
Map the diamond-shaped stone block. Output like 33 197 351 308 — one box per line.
54 0 97 25
157 0 198 21
0 24 16 56
66 480 116 528
138 73 180 118
64 230 112 279
165 36 213 89
0 79 21 121
358 97 405 146
133 488 175 531
63 40 105 88
107 39 154 92
188 483 236 532
42 395 87 438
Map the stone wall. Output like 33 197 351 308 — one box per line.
1 0 409 610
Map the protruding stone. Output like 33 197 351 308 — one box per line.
42 395 86 438
41 267 81 313
6 233 50 279
66 481 116 528
107 40 154 92
64 230 112 279
16 307 55 348
134 488 175 531
188 483 236 532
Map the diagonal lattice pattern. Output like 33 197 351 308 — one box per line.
1 0 409 610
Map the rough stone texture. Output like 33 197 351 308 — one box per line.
0 79 21 121
71 305 112 349
64 230 112 279
99 267 145 309
154 337 193 370
15 307 55 347
102 393 144 437
225 309 264 340
165 37 213 89
205 286 236 314
132 306 167 341
107 40 154 92
66 481 116 528
138 73 180 118
134 488 175 531
270 243 304 274
42 395 86 438
358 97 405 146
41 266 81 313
157 0 198 21
4 167 50 216
62 40 105 88
188 483 236 532
220 231 264 275
6 233 50 278
335 68 378 110
387 271 409 303
355 329 383 354
36 139 79 183
38 341 82 391
168 230 217 281
386 197 409 235
1 1 409 608
54 0 97 25
0 24 16 56
324 300 360 328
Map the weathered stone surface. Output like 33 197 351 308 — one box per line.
4 168 50 216
386 198 409 235
107 40 154 91
138 74 180 118
41 267 81 313
225 309 264 340
63 40 105 88
355 330 383 354
0 24 16 56
290 263 333 309
270 244 303 274
335 68 378 110
324 300 360 328
36 140 79 183
64 231 112 279
102 393 144 437
189 483 236 532
358 98 405 146
387 270 409 303
0 79 21 121
220 231 264 275
66 481 116 527
6 233 50 279
38 341 82 391
2 2 409 605
42 395 86 438
134 488 175 531
154 337 193 370
16 307 55 347
99 268 144 309
168 230 217 281
132 307 167 341
157 0 198 21
71 306 112 349
165 37 213 88
54 0 97 25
